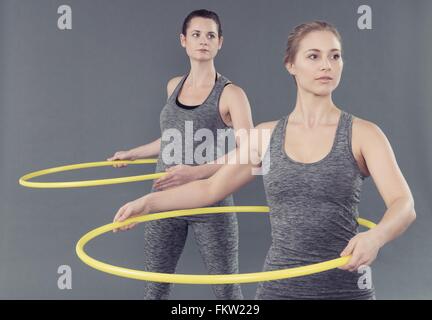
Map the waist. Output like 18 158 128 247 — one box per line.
258 258 375 299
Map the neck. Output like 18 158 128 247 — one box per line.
187 60 217 87
290 87 339 128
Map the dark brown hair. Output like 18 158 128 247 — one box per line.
182 9 222 38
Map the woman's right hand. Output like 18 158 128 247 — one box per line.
107 150 135 168
113 195 150 232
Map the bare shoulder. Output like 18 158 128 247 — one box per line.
351 115 392 165
166 76 183 97
219 83 249 108
221 83 247 98
352 116 388 143
219 83 252 127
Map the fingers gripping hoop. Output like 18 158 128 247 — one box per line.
76 206 376 284
19 159 164 188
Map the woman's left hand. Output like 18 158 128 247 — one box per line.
153 164 200 191
338 230 383 272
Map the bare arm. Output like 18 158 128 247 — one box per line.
112 124 269 232
113 151 257 232
107 137 161 167
128 138 161 159
340 120 416 271
148 156 257 212
358 121 416 246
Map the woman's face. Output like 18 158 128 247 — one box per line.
180 17 223 62
286 30 343 96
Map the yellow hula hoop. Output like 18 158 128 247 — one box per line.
19 159 164 188
76 206 376 284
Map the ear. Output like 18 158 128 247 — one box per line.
285 61 296 76
218 36 224 50
180 33 186 48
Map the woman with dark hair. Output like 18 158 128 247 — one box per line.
113 21 416 300
108 9 254 299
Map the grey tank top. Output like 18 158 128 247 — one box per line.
259 110 376 299
152 73 235 211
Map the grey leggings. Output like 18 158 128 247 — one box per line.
141 213 243 300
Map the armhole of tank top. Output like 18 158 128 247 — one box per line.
216 81 234 128
347 115 369 179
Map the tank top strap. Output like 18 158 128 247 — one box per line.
333 110 353 154
206 74 231 102
167 73 231 105
267 116 287 159
167 74 188 103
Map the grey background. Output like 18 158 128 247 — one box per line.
0 0 431 299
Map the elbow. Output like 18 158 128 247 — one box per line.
409 208 416 224
407 196 416 224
